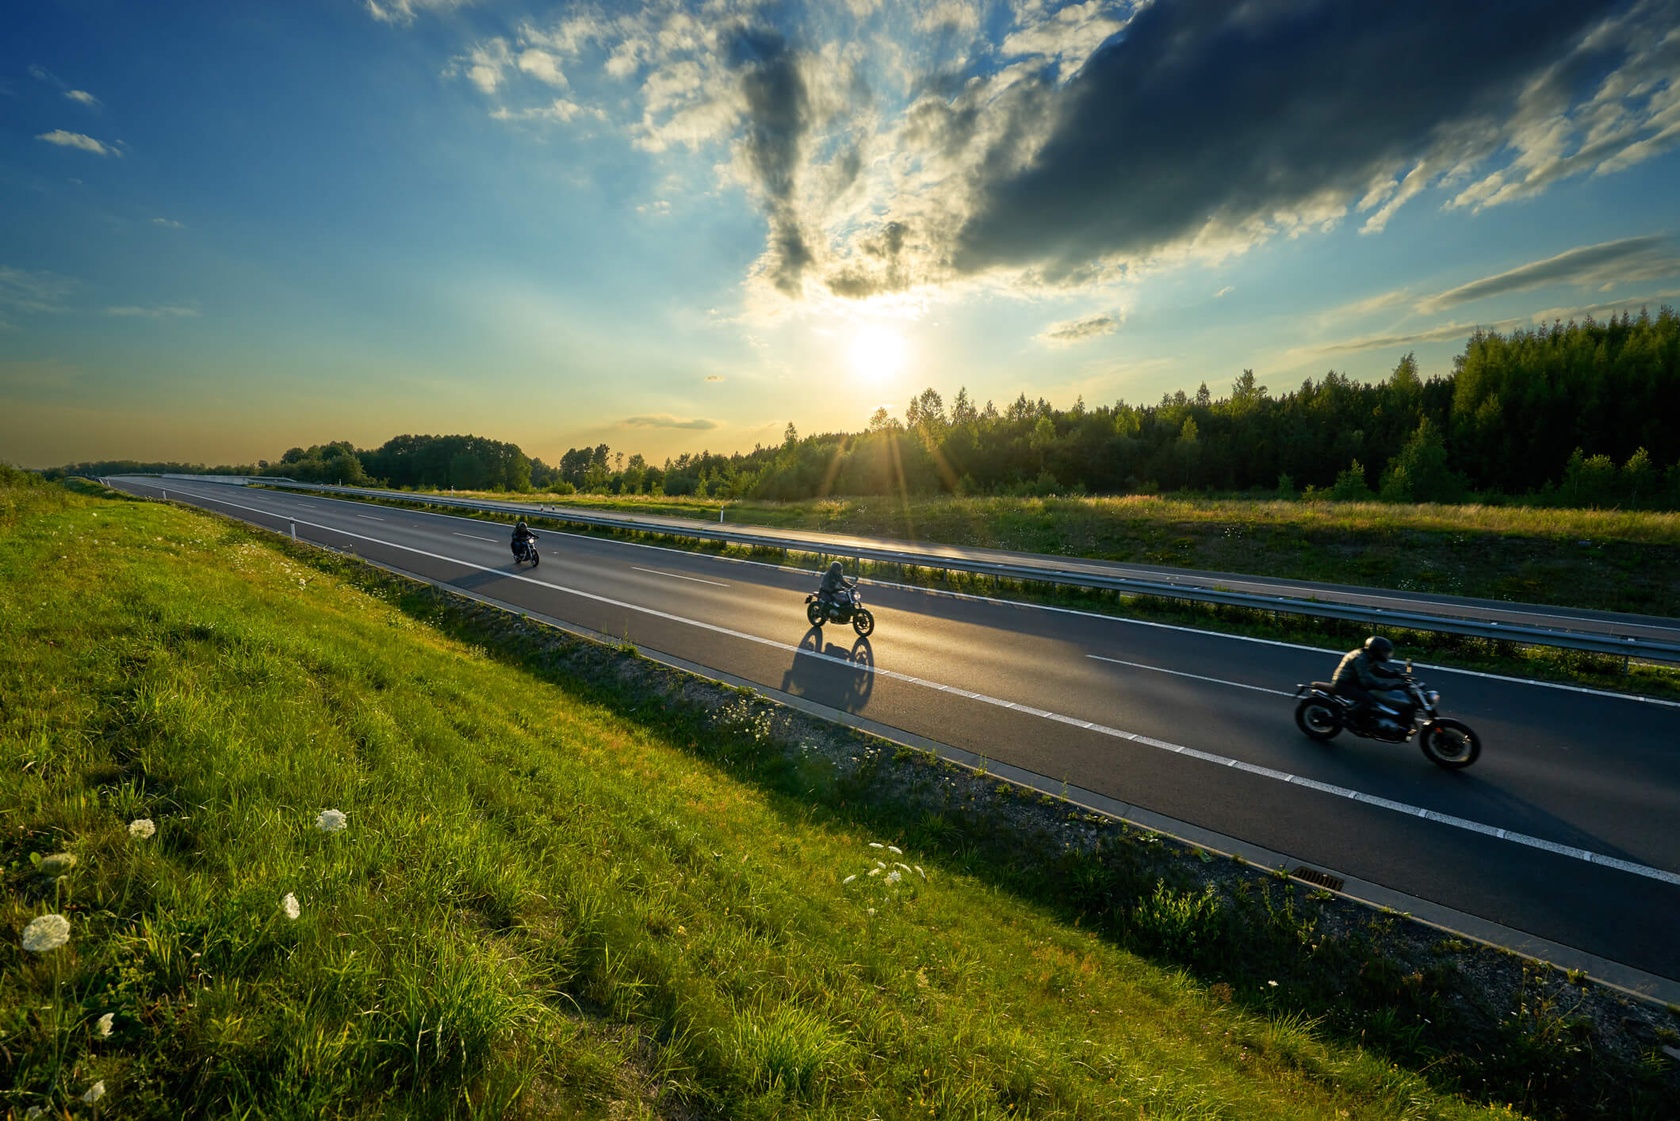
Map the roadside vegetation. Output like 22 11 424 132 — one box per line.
7 472 1678 1118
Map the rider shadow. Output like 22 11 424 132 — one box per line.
779 629 875 714
449 559 526 592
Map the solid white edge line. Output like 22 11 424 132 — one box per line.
126 480 1680 890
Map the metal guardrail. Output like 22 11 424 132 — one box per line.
160 475 1680 665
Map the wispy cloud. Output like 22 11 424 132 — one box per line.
364 0 476 26
1288 319 1525 360
1213 285 1234 299
0 265 75 328
1530 290 1680 323
1416 236 1679 313
623 413 718 430
104 304 200 319
152 217 185 229
65 89 101 108
36 130 120 157
1037 313 1119 347
704 374 724 382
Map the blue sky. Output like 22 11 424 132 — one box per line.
4 0 1679 469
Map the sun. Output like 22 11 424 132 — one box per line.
846 323 909 386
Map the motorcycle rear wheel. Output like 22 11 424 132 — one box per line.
806 602 825 627
1420 719 1480 769
851 609 875 637
1294 697 1342 741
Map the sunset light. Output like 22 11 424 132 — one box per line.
846 323 909 387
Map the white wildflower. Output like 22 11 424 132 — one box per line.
886 869 902 884
887 845 903 855
97 1012 115 1038
841 874 856 885
22 914 71 953
868 842 884 849
281 893 300 921
1267 980 1278 988
895 863 912 872
868 867 881 877
26 1107 44 1120
81 1080 105 1105
867 907 876 915
128 818 156 839
39 852 77 877
914 865 926 879
314 809 348 833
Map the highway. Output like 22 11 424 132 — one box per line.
108 475 1680 1000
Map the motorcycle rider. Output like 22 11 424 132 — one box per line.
511 519 537 560
1332 636 1408 728
817 560 856 618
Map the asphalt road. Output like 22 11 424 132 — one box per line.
108 476 1680 997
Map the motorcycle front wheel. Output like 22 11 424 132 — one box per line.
851 609 875 637
806 602 825 627
1420 719 1480 769
1294 697 1342 741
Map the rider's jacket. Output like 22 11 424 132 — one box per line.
819 568 851 596
1332 649 1404 693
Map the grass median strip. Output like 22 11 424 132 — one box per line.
5 473 1677 1119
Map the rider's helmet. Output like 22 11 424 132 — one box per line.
1364 635 1394 661
516 520 527 532
828 561 843 577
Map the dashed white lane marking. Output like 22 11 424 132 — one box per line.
453 532 496 542
1088 654 1295 696
633 566 729 587
125 482 1680 889
356 514 383 521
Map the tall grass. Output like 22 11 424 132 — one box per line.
0 483 1556 1118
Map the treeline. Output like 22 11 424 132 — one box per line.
33 308 1680 509
554 307 1679 508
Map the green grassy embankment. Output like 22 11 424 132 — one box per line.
4 474 1677 1119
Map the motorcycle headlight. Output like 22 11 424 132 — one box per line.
1426 690 1440 704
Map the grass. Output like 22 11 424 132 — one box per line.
5 474 1675 1119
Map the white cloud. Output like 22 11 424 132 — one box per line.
36 129 119 156
516 48 568 88
152 217 185 229
65 89 101 108
365 0 475 25
105 304 200 319
0 265 75 326
1213 285 1233 298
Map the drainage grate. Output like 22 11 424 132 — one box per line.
1291 866 1345 892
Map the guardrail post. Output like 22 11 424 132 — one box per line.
161 489 167 501
290 520 297 541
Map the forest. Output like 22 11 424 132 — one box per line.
40 309 1680 509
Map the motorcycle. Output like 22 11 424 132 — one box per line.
805 585 875 637
512 535 540 567
1293 663 1480 769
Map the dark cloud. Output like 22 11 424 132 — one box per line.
1417 236 1676 312
954 0 1623 276
1039 313 1119 345
623 414 719 430
728 25 812 295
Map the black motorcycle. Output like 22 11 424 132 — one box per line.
805 585 875 637
512 535 540 567
1293 665 1480 769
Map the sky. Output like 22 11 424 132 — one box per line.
3 0 1679 469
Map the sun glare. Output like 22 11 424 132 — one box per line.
847 323 909 386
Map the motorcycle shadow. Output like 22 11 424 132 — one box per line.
779 628 875 713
